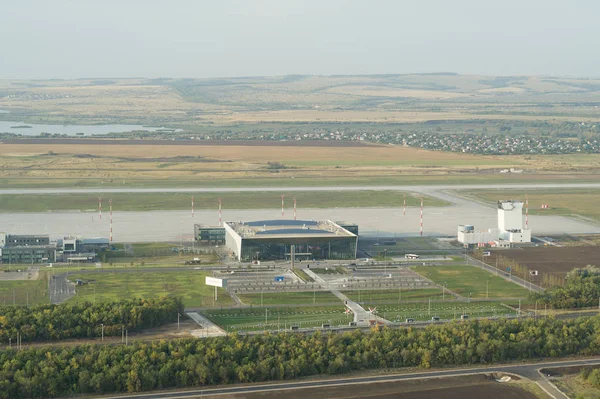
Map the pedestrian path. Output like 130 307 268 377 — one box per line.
304 268 390 325
186 312 227 337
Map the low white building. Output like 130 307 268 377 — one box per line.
457 225 500 245
457 200 531 246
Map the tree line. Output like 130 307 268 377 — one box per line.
531 265 600 308
2 316 600 398
0 297 183 342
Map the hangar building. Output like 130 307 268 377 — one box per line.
224 219 358 262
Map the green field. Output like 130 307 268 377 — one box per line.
0 278 49 306
411 265 530 298
461 189 600 221
0 190 448 212
0 173 598 190
341 288 445 303
202 305 352 332
67 271 232 307
238 291 341 306
373 301 512 322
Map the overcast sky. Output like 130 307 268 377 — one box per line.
1 0 598 79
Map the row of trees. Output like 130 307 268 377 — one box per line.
2 316 600 397
531 265 600 308
0 297 183 342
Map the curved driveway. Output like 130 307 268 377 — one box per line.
97 357 600 399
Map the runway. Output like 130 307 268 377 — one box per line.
0 183 598 241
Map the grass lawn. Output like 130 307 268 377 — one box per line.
202 305 352 332
1 172 598 191
341 288 444 303
553 371 600 399
374 301 512 322
0 278 49 306
238 291 341 306
67 271 232 307
461 189 600 221
411 265 530 298
0 190 448 212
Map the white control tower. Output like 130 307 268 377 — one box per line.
497 200 531 243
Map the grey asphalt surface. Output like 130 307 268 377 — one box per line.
48 271 76 304
96 357 600 399
1 183 599 242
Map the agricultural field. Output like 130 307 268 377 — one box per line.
484 247 600 280
0 278 48 306
0 190 449 213
411 265 530 299
229 375 543 399
202 305 352 332
461 189 600 221
372 301 513 323
3 75 600 127
237 291 341 306
67 271 232 307
341 288 445 303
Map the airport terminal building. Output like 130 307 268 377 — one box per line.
224 220 358 262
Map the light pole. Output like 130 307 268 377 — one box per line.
443 282 446 300
101 324 104 341
486 280 489 300
265 309 268 325
177 313 181 331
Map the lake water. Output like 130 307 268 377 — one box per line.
0 120 182 136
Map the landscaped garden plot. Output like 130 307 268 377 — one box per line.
412 265 530 298
202 305 352 332
372 301 512 322
238 291 341 306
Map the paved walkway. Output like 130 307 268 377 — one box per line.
304 268 390 325
186 312 227 338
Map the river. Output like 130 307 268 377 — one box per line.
0 120 182 136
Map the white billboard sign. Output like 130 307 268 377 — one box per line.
205 276 227 288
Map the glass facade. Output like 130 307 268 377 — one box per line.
1 246 56 264
239 236 357 262
194 225 226 244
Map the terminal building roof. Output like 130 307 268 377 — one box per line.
227 219 355 239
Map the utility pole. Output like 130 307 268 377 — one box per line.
265 309 268 325
101 324 104 341
428 298 431 316
121 326 124 344
486 280 489 300
125 329 128 346
442 282 446 300
177 313 181 331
